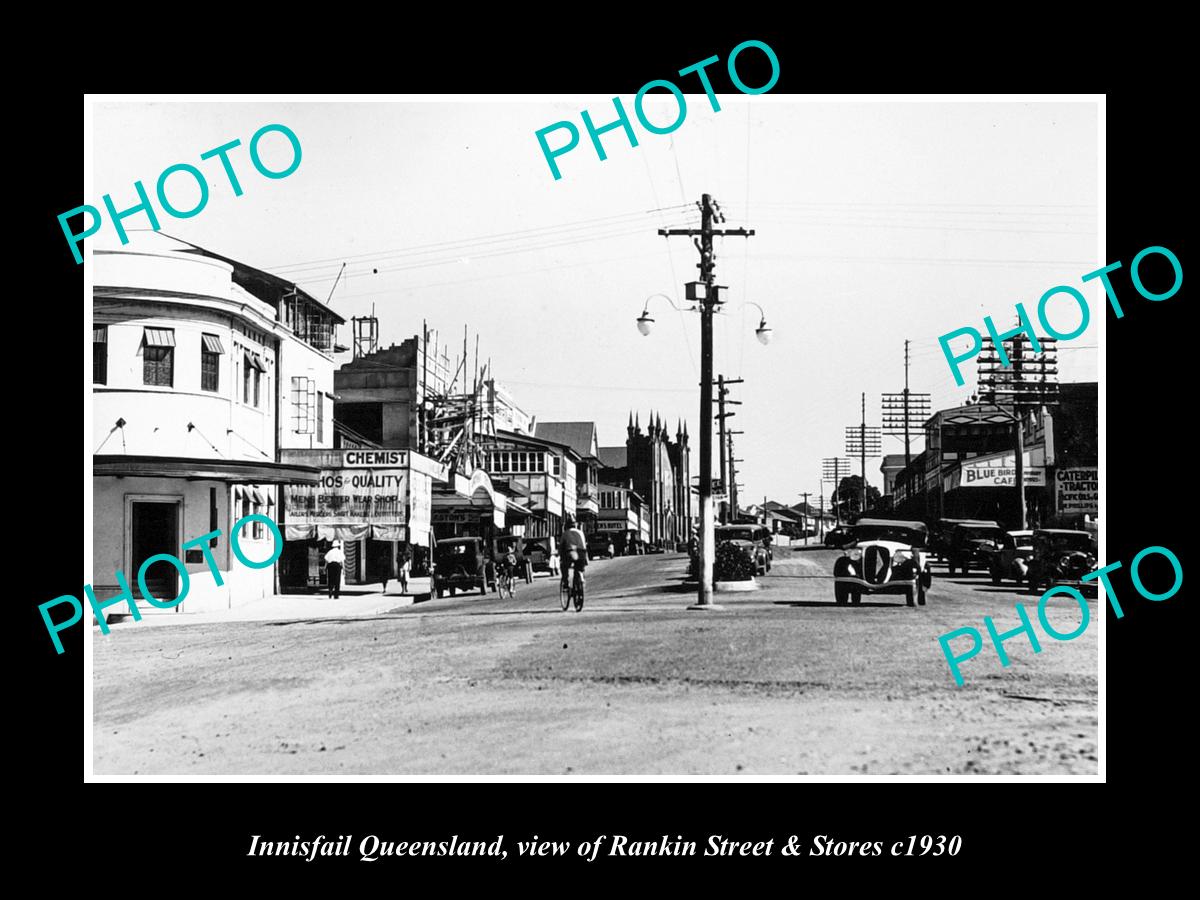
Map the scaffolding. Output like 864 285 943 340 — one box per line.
417 323 497 476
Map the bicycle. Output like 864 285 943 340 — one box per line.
497 564 516 600
559 562 585 612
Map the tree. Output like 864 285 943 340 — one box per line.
837 475 881 519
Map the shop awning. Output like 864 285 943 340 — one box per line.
202 334 225 354
143 327 175 347
247 352 267 372
250 487 266 505
94 455 321 485
93 325 107 343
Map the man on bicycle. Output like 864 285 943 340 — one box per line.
559 514 589 591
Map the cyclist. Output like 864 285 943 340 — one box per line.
559 514 589 593
497 541 519 596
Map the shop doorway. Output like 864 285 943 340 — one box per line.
131 501 180 601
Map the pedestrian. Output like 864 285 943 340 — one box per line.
397 543 411 594
324 540 345 599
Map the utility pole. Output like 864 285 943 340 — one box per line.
798 492 812 545
977 327 1059 530
659 194 754 608
822 457 850 526
727 429 744 524
882 341 931 512
714 375 743 524
845 398 881 520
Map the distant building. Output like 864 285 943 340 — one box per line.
880 454 908 498
598 412 692 549
534 422 601 528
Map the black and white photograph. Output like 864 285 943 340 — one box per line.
76 91 1107 778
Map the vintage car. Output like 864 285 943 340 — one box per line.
946 522 1006 576
833 518 932 607
715 524 772 572
586 533 615 559
930 518 1000 562
1025 529 1098 595
986 530 1035 585
824 525 856 549
522 536 560 576
715 525 770 575
432 537 492 598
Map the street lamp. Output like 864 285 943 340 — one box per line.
635 292 698 336
636 282 772 605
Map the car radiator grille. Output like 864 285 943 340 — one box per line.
864 546 890 584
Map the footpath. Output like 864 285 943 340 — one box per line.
97 577 432 630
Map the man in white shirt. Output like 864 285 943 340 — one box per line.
324 540 346 599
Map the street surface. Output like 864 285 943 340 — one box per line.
94 545 1098 775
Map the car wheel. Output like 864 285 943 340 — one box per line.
947 563 956 576
991 568 1001 586
436 587 444 599
834 584 849 605
962 564 970 576
905 587 915 607
850 590 861 606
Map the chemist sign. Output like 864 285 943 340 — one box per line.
1056 467 1098 515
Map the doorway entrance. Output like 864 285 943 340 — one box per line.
131 501 180 602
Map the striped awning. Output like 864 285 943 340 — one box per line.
144 327 175 347
93 325 107 343
247 352 267 372
202 334 225 354
251 487 266 505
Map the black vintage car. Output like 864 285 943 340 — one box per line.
930 518 1000 563
1025 529 1098 595
433 537 492 598
824 525 855 549
946 522 1006 576
715 524 772 573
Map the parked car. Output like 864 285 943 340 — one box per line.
715 525 769 576
986 530 1035 585
824 525 855 549
587 533 615 559
715 524 772 572
930 518 1000 563
946 522 1006 576
1025 529 1098 595
522 536 560 576
432 537 492 598
832 518 932 607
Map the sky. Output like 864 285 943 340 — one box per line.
91 97 1099 505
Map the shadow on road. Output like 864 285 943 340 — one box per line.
773 600 922 609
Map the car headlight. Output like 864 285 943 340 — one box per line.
893 550 913 564
847 548 862 561
1059 555 1071 568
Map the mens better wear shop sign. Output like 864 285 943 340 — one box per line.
1056 467 1098 516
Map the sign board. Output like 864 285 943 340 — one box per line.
1056 467 1097 515
596 520 626 532
955 450 1045 489
285 468 407 525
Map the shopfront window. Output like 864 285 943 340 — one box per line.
201 334 223 392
